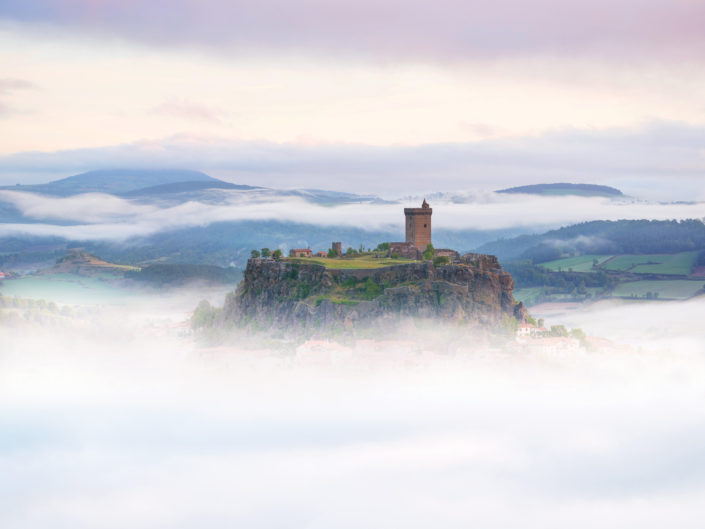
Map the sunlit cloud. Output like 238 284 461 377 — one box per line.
2 0 704 62
150 99 230 124
1 121 705 200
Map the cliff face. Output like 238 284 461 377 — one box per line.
221 253 527 335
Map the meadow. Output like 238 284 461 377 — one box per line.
541 251 698 276
540 254 612 273
601 251 698 275
611 279 705 300
286 256 416 269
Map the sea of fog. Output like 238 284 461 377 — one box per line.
2 285 705 529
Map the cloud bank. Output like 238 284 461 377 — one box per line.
2 0 704 62
1 121 704 200
1 188 704 242
2 291 705 529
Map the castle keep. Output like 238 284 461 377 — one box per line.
389 199 433 259
405 199 432 250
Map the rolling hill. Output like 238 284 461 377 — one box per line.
496 183 624 197
0 169 230 196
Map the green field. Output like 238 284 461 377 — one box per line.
540 255 612 273
611 280 705 300
602 252 698 275
514 286 602 306
513 287 544 305
286 256 416 269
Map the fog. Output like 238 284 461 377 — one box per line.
2 285 705 528
1 189 704 242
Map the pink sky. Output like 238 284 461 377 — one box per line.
0 0 704 196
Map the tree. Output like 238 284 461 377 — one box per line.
549 325 569 337
423 243 435 260
191 299 219 329
251 249 261 259
261 247 271 258
328 248 339 258
375 242 390 252
272 249 282 260
346 247 357 256
364 278 382 300
433 255 449 266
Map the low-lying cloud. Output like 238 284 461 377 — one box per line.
1 189 704 242
2 287 705 528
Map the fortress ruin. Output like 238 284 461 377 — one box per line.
389 199 432 259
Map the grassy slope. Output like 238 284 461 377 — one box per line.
611 280 705 300
602 252 698 274
542 251 698 276
540 254 612 273
285 256 416 269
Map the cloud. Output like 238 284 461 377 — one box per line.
1 188 704 242
2 292 705 528
1 121 704 200
1 0 704 63
150 99 229 123
0 77 36 117
0 78 35 95
0 190 156 223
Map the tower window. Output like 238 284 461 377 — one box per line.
424 224 427 228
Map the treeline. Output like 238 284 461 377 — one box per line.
125 264 241 286
478 219 705 263
697 249 705 267
505 261 618 291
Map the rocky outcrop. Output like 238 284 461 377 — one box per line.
221 253 527 335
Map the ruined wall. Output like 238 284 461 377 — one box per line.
389 242 421 259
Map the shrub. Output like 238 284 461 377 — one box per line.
433 255 450 266
423 243 435 260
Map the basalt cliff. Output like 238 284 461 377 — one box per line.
220 253 528 336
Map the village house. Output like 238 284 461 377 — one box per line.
516 323 549 338
289 248 313 258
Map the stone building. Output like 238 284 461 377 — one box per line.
289 248 313 257
389 199 433 259
404 199 432 250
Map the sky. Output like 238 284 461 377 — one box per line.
1 1 705 198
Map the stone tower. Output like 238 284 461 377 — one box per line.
404 199 432 250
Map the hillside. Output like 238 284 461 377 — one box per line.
218 254 527 336
496 183 624 197
0 169 226 196
477 219 705 263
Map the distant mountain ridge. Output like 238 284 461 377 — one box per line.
0 169 225 196
496 183 624 197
